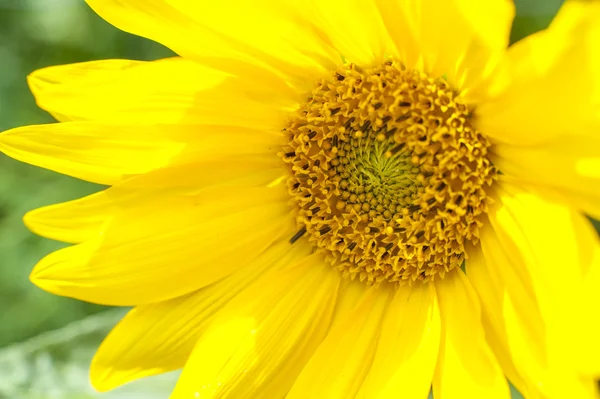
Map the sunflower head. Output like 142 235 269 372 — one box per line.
282 60 496 285
1 1 600 399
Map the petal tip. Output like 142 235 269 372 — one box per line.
89 356 118 393
27 68 57 99
29 266 57 293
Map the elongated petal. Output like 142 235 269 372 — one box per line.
489 182 598 331
24 156 283 244
309 0 389 65
0 122 282 185
91 237 314 391
468 180 600 398
28 57 298 129
466 244 532 397
433 269 509 399
570 251 600 378
170 254 339 399
477 1 600 145
30 183 292 306
0 122 186 185
24 191 111 244
85 0 338 87
357 283 440 399
287 286 390 399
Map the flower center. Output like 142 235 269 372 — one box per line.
281 61 496 285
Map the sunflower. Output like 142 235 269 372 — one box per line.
2 0 600 397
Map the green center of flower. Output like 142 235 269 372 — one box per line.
333 130 421 217
281 60 496 285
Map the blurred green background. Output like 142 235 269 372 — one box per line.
0 0 578 398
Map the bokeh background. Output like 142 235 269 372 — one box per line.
0 0 588 398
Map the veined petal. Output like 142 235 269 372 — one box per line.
30 183 292 306
477 1 600 145
24 156 284 244
287 286 390 399
0 122 186 185
467 180 600 398
465 245 532 398
357 283 440 399
85 0 338 87
421 0 514 95
373 0 420 69
0 122 282 185
24 191 111 244
310 0 389 66
28 57 298 129
376 0 514 95
170 253 340 399
91 237 314 391
433 269 510 399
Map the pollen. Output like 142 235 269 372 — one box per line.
280 61 497 285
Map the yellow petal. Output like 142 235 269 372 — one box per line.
376 0 514 95
0 122 188 185
467 180 600 398
24 191 111 244
310 0 390 65
433 269 510 399
373 0 420 69
0 121 283 185
85 0 338 88
423 0 514 95
108 155 284 194
477 1 600 145
570 252 600 378
24 156 284 244
30 184 293 306
287 286 390 399
170 253 339 399
489 182 598 329
91 236 314 391
491 135 600 221
465 245 532 398
28 57 298 129
357 283 440 399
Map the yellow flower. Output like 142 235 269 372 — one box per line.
2 0 600 398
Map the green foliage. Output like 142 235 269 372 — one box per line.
511 0 564 43
0 309 179 399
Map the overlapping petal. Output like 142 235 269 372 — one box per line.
24 154 283 245
433 269 510 399
90 237 314 391
85 0 339 88
27 57 299 129
357 283 440 399
468 181 600 398
375 0 514 96
477 0 600 145
287 286 389 398
30 179 292 306
170 254 340 399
